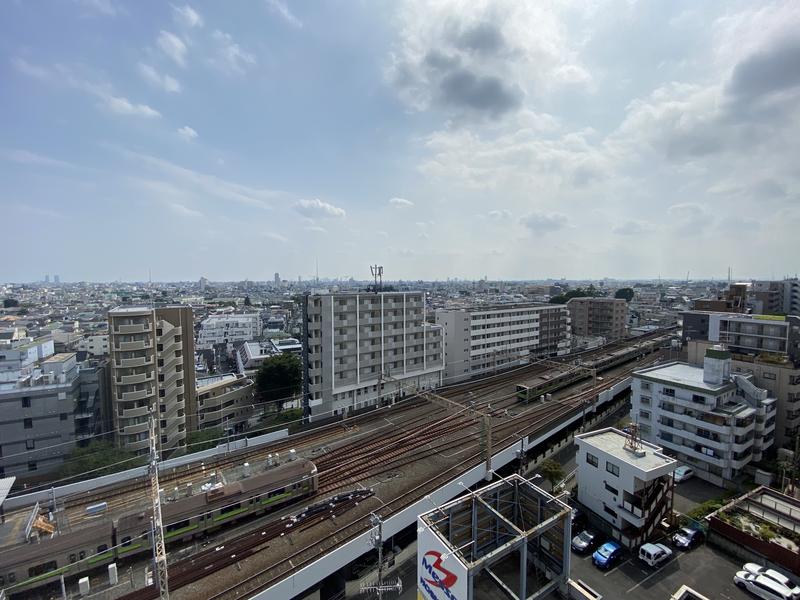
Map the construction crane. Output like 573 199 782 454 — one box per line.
148 411 169 599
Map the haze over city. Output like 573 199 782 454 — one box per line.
2 0 798 282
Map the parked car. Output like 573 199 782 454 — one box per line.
592 541 623 569
571 530 600 554
672 526 704 549
638 542 673 568
743 564 800 599
673 466 694 482
734 570 795 600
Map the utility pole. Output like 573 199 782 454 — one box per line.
359 513 402 599
148 411 169 600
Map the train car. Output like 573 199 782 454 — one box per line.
114 458 318 555
0 520 115 597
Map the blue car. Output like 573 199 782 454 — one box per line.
592 541 623 569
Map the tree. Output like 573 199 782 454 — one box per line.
615 287 635 302
255 353 302 413
186 428 223 452
3 298 19 308
549 287 604 304
59 441 143 480
538 459 565 490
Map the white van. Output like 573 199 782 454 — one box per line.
735 571 794 600
638 543 672 568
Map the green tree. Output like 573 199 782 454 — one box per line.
549 287 604 304
539 458 565 489
614 287 635 302
186 428 223 452
255 353 302 413
3 298 19 308
59 441 143 480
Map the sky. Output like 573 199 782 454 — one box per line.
1 0 798 283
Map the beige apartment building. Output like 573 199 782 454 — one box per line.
566 297 628 341
108 306 196 457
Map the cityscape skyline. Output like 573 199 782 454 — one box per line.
2 1 798 281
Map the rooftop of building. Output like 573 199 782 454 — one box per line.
41 352 76 363
576 427 677 472
438 302 565 313
681 310 789 323
566 296 626 303
108 306 152 314
634 361 733 393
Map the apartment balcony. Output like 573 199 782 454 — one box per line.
121 421 149 435
119 404 150 419
115 323 152 335
117 372 154 386
116 356 154 368
733 420 756 436
334 333 358 344
657 436 727 467
116 339 152 352
657 421 729 451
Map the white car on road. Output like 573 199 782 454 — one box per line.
673 465 694 482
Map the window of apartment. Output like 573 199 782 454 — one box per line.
606 461 620 477
156 328 163 336
691 394 706 404
639 409 651 420
604 482 618 496
60 413 68 421
641 382 651 391
603 506 618 518
28 462 37 471
21 397 31 408
23 418 32 429
161 435 168 444
26 439 35 450
586 453 599 467
762 372 777 381
662 387 675 397
640 396 651 406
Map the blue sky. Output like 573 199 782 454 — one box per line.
1 1 798 282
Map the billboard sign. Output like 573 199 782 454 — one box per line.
417 516 468 600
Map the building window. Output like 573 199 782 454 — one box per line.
606 462 620 477
641 382 651 391
24 418 33 429
691 394 706 404
586 453 599 467
26 439 35 450
603 506 618 518
21 397 31 408
60 413 68 421
604 482 618 496
662 387 675 397
28 462 37 471
639 409 650 420
763 372 777 381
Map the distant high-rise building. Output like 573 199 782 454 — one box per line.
108 306 196 457
44 274 50 283
53 274 60 284
274 272 281 285
199 276 208 292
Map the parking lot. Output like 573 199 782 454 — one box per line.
570 537 752 600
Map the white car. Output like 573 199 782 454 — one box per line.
743 564 800 599
673 465 694 482
638 542 673 568
734 570 795 600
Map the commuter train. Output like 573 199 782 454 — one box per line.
0 458 318 597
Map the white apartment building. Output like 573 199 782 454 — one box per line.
631 347 777 487
576 428 677 548
196 313 262 350
195 373 255 433
73 334 109 357
435 303 571 384
236 341 277 375
303 292 444 420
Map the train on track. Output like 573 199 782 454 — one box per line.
0 458 318 597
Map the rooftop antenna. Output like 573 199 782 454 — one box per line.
370 265 383 292
623 422 643 455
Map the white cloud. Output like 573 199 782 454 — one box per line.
172 4 203 28
264 232 288 242
137 63 181 93
14 58 163 119
304 225 327 233
105 95 160 117
1 149 75 169
74 0 122 16
266 0 302 28
177 126 198 140
293 198 346 218
486 209 512 219
388 197 414 208
158 31 188 67
612 220 654 236
519 211 570 234
211 31 256 75
169 202 203 217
